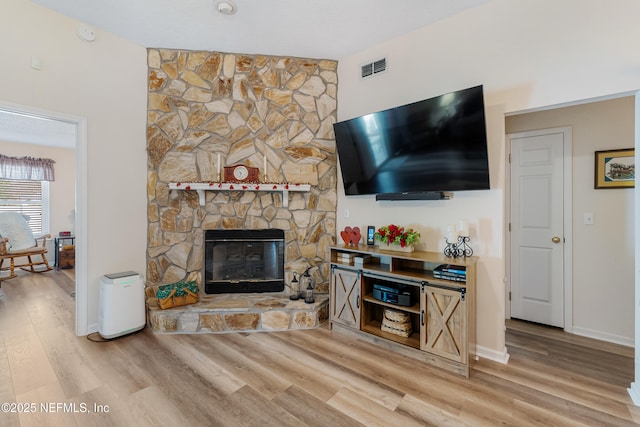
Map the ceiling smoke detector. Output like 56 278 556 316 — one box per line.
76 24 96 42
215 0 237 15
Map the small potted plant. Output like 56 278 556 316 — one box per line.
374 224 420 252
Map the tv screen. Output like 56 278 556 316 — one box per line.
334 85 490 197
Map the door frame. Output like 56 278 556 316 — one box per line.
0 100 88 336
505 126 573 332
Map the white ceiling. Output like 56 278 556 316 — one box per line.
3 0 489 148
30 0 489 59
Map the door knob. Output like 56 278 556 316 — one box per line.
551 236 561 244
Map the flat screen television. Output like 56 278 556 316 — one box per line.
333 85 490 199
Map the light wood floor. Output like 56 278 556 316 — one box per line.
1 270 639 426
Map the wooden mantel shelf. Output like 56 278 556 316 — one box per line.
168 182 311 207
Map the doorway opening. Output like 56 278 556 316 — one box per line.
505 94 636 344
0 100 87 336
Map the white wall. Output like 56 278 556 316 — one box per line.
336 0 640 358
1 0 148 333
631 96 640 404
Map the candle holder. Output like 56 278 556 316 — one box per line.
304 281 315 304
455 236 473 257
302 268 315 304
443 238 459 258
289 273 300 300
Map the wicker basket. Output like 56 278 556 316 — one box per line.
156 280 199 310
381 308 412 337
158 288 199 309
383 308 410 323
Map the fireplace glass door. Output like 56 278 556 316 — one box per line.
204 229 284 293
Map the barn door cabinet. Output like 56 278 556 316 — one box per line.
330 266 361 329
330 245 477 377
421 283 467 364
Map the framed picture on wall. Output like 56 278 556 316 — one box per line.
594 148 635 189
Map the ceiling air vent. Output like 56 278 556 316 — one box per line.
361 58 387 79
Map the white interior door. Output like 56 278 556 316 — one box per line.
510 128 566 327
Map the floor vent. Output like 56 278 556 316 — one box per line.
361 58 387 79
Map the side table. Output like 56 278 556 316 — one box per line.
55 235 75 269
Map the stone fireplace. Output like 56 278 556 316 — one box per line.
145 49 338 297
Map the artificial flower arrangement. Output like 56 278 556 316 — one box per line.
374 224 421 248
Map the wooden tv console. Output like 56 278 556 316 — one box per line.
330 245 477 377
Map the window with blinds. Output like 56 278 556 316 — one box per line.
0 179 50 234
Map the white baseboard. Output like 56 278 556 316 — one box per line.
571 326 634 348
476 345 510 364
629 382 640 406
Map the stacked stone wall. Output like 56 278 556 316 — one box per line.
146 49 338 293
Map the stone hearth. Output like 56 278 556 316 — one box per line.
147 292 328 334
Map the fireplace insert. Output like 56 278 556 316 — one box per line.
204 229 284 294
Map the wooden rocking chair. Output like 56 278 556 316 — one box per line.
0 212 53 280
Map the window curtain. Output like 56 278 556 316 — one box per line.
0 155 55 181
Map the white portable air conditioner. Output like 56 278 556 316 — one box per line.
98 271 145 339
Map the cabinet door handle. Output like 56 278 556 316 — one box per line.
357 295 360 309
421 309 425 326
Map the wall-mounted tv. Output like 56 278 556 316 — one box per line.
333 85 490 200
